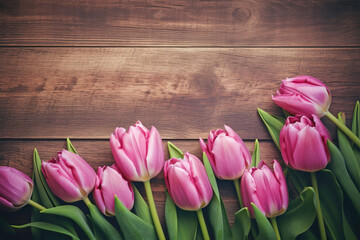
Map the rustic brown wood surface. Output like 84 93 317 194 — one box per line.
0 0 359 239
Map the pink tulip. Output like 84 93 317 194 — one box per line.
241 160 288 218
41 150 96 203
199 125 251 180
0 166 33 211
93 164 134 216
280 115 331 172
110 121 164 182
272 76 331 117
164 152 213 211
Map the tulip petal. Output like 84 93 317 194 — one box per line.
115 148 141 181
0 196 14 209
199 138 216 171
146 127 164 179
240 170 263 217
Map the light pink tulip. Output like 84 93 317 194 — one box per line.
0 166 33 211
93 164 134 216
41 150 96 203
164 152 213 211
241 160 288 218
272 76 331 117
280 115 331 172
199 125 251 180
110 121 164 182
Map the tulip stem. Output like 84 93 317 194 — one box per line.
270 217 281 240
83 196 92 207
233 179 243 208
196 209 210 240
325 111 360 148
144 180 165 240
27 199 46 211
311 172 327 240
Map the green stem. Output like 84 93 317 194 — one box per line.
144 180 165 240
311 172 327 240
83 196 92 207
326 111 360 148
233 179 243 208
196 209 210 240
270 217 281 240
27 199 46 211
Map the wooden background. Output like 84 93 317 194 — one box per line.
0 0 359 239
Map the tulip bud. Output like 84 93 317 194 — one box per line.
41 150 96 203
199 125 251 180
241 160 288 218
280 114 331 172
272 76 331 117
164 152 213 211
0 166 33 211
110 121 164 182
93 164 134 216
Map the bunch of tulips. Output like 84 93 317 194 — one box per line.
1 76 359 240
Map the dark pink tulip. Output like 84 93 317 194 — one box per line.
0 166 33 211
272 76 331 117
41 150 96 203
241 160 288 218
110 121 164 182
93 164 134 216
280 115 331 172
164 152 213 211
199 125 251 180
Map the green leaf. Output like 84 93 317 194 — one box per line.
351 101 360 138
251 139 260 168
231 207 251 240
165 191 198 240
87 203 122 240
133 185 153 225
257 108 284 150
326 141 360 216
337 113 360 190
277 187 316 240
252 203 276 240
203 153 232 240
41 205 95 240
168 142 184 159
66 138 78 154
114 196 157 240
12 222 79 240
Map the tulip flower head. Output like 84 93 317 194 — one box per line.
272 76 331 117
41 150 96 203
164 152 213 211
110 121 164 182
0 166 33 211
199 125 251 180
93 164 134 216
280 115 331 172
241 160 288 218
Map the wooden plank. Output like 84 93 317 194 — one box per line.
0 48 359 139
0 0 359 46
0 139 281 232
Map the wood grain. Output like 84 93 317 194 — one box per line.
0 0 359 46
0 48 359 140
0 139 281 233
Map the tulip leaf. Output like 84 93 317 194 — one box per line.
251 139 260 168
165 191 199 240
203 152 232 240
231 207 251 240
66 138 78 154
168 141 184 159
12 222 80 240
257 108 284 150
133 185 153 225
337 113 360 190
326 141 360 216
87 203 123 240
251 203 276 240
114 196 157 240
277 187 316 240
41 205 96 240
351 101 360 138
